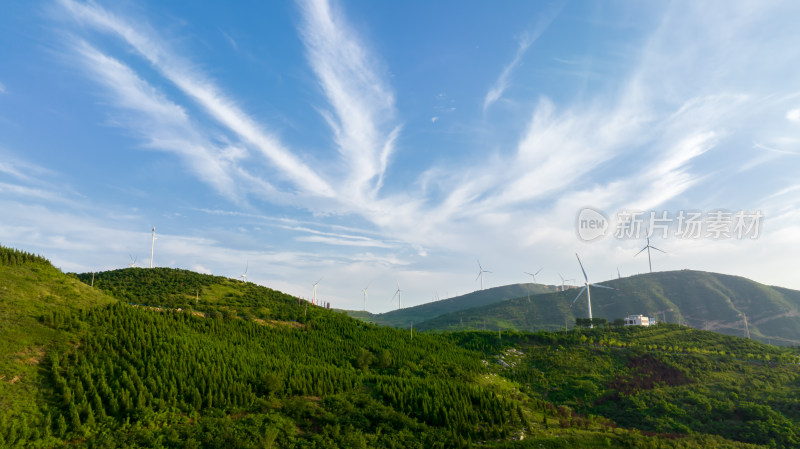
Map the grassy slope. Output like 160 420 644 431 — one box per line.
344 283 557 328
0 256 115 430
417 270 800 344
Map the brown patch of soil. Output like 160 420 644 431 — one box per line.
607 354 692 395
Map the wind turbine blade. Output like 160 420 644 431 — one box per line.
524 272 534 276
651 246 666 253
575 253 588 283
559 273 564 282
535 268 543 275
570 287 587 308
591 283 616 291
484 270 493 274
476 271 482 281
634 246 648 256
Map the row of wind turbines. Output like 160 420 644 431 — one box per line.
473 236 667 328
128 227 665 321
479 262 576 292
349 235 668 315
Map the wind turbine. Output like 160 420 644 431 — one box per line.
524 268 544 284
558 273 574 292
391 282 402 310
128 254 137 268
312 278 322 305
150 227 157 268
240 262 249 283
362 283 370 311
635 237 666 273
570 254 616 328
476 260 492 290
617 267 621 279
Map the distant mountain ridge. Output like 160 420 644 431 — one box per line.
344 282 558 328
415 270 800 345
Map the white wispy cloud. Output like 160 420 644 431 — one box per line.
72 40 240 199
57 0 334 199
483 36 532 112
0 81 6 94
297 0 402 201
483 2 565 112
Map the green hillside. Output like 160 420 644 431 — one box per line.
0 245 116 440
4 247 800 448
454 325 800 448
74 267 303 323
344 283 557 328
416 270 800 345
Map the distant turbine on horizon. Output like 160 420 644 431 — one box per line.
635 237 666 273
362 283 370 311
240 261 249 283
128 254 137 268
391 282 402 310
312 278 322 305
570 254 617 328
558 273 575 292
524 267 544 284
150 227 157 268
476 260 492 290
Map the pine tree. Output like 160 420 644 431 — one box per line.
69 403 82 433
56 413 67 438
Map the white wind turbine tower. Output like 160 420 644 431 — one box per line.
312 278 322 305
150 227 157 268
362 283 370 311
240 262 249 283
524 268 544 284
558 273 574 292
128 254 137 268
570 253 616 328
391 282 402 310
635 237 666 273
476 260 492 290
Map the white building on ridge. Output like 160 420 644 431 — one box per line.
624 314 652 326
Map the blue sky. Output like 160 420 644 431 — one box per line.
2 1 800 312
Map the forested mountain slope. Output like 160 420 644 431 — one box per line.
417 270 800 345
3 245 800 448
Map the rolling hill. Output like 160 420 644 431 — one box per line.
416 270 800 345
344 283 557 328
5 244 800 448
